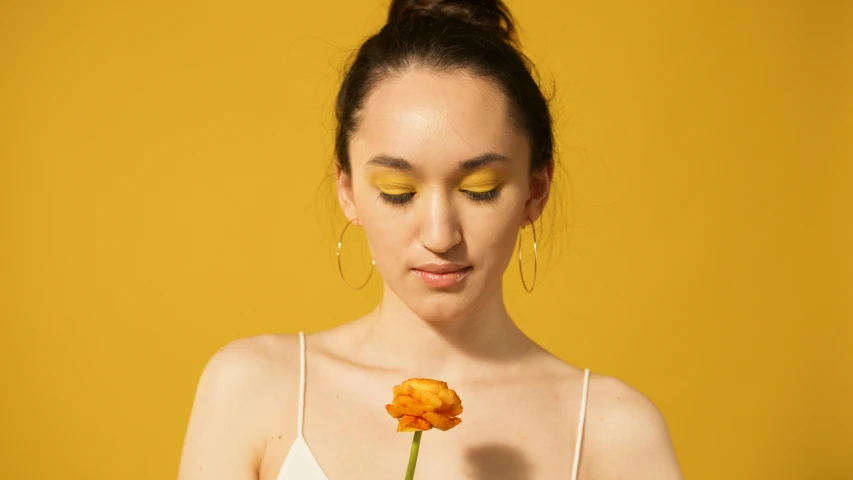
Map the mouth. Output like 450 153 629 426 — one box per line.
411 264 473 288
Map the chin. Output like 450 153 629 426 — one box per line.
404 290 486 324
384 268 501 322
411 305 470 324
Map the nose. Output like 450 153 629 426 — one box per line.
418 190 462 254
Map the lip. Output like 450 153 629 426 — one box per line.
413 263 470 274
411 264 472 288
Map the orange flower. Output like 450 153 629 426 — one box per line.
385 378 463 432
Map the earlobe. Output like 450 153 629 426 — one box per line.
336 166 359 223
524 166 552 225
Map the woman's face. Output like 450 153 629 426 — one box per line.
338 69 550 322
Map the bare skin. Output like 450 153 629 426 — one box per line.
177 69 683 480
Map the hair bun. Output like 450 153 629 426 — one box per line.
387 0 516 44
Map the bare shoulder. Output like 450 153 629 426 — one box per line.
585 373 668 439
193 333 300 408
177 333 300 480
205 333 299 379
582 373 683 480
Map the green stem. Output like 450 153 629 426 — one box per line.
404 430 423 480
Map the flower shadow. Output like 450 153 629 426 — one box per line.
465 443 532 480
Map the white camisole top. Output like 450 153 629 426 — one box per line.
275 332 592 480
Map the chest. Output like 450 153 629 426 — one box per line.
260 376 586 480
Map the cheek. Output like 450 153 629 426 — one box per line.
464 195 526 265
361 213 414 268
466 210 520 260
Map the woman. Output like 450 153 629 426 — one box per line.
178 0 683 478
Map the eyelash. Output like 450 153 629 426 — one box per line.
464 189 500 202
378 192 415 205
378 188 501 205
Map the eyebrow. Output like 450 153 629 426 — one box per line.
366 152 509 171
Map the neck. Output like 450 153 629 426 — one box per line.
346 282 537 383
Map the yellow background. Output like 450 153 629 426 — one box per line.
2 1 851 478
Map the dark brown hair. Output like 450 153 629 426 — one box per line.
334 0 555 176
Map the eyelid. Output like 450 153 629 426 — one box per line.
379 191 415 206
458 168 508 191
368 171 419 194
460 180 499 189
377 183 417 195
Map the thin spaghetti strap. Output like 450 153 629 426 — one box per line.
571 368 591 480
297 331 306 438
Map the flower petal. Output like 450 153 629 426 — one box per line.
423 411 462 431
396 415 432 432
412 389 443 409
397 402 427 417
385 404 402 418
441 403 463 416
391 395 414 407
438 388 460 406
404 378 446 394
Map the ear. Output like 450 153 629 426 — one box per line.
522 161 553 226
335 164 360 224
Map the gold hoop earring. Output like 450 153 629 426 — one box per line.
337 219 375 290
518 222 538 293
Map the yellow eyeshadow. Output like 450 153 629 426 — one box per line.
458 169 508 193
368 171 418 195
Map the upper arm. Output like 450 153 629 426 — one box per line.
584 375 683 480
177 337 276 480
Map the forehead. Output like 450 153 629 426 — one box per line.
349 69 528 170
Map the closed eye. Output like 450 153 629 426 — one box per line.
378 192 415 205
462 188 501 202
378 188 501 205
